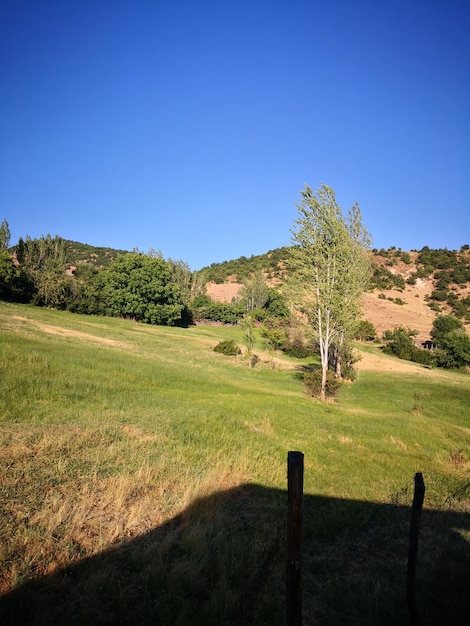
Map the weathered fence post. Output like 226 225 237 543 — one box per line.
287 451 304 626
407 472 425 626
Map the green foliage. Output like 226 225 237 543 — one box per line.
0 219 11 251
400 251 412 264
430 316 470 368
289 183 372 399
260 324 287 352
417 246 457 270
0 223 31 302
264 288 289 319
283 337 316 358
431 315 464 348
303 368 342 398
63 240 129 269
430 289 449 301
15 234 72 308
98 253 184 326
439 329 470 368
239 270 269 312
240 312 255 349
370 264 406 290
200 247 291 283
213 339 241 356
190 295 244 324
354 320 377 341
382 327 415 360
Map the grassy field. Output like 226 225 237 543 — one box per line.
0 301 469 625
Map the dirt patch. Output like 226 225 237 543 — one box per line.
11 316 131 349
205 281 242 303
361 289 437 345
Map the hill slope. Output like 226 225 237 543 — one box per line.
205 248 470 344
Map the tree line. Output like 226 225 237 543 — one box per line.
3 183 469 402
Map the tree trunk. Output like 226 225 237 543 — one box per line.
321 363 327 401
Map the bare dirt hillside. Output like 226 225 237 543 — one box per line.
205 253 470 345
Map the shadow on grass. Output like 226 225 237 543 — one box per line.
1 483 469 625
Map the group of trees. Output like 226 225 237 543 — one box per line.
0 185 374 401
382 315 470 369
5 184 467 400
0 221 292 331
0 223 191 326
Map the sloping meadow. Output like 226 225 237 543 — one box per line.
1 302 469 624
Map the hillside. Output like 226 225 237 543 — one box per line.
1 302 469 624
63 239 130 271
204 248 470 345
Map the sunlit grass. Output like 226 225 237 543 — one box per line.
1 302 469 624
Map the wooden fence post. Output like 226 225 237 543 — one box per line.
287 451 304 626
407 472 425 626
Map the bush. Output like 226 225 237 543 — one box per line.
401 252 412 264
303 369 342 398
213 340 241 356
283 337 316 358
354 320 376 341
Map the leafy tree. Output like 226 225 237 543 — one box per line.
0 219 11 251
439 329 470 368
288 184 372 400
16 234 71 307
431 315 464 348
264 289 289 319
168 259 205 306
65 263 104 314
354 320 377 342
190 295 244 324
0 220 16 300
382 327 417 360
240 313 256 366
99 253 184 326
239 270 269 313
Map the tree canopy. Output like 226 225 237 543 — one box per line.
98 253 185 326
289 184 372 399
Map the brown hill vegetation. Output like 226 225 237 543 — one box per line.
205 251 470 345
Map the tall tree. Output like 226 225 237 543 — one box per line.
0 219 17 300
289 184 372 400
17 234 70 307
239 270 269 313
0 219 11 251
99 253 184 326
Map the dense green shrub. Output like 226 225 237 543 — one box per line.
417 247 457 270
283 337 316 358
190 295 244 324
430 289 449 302
354 320 377 341
370 265 406 290
382 327 418 360
213 340 241 356
303 369 342 398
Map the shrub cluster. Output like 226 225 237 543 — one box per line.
213 340 241 356
370 265 406 290
303 369 342 398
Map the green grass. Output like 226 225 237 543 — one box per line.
1 302 469 624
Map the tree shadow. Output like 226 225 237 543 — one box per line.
1 483 469 625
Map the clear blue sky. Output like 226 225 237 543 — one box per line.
1 0 469 270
